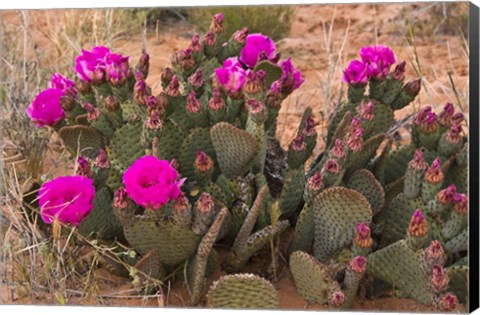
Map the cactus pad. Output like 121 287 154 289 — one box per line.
207 274 278 309
347 169 385 215
78 187 124 240
124 218 201 266
109 121 145 170
312 187 372 262
367 240 436 305
278 168 305 219
290 251 339 304
211 122 258 178
58 125 104 159
178 127 216 180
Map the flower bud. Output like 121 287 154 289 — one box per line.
208 90 226 110
307 172 324 192
404 78 421 97
145 110 163 130
409 149 428 171
161 67 174 86
408 209 428 237
134 79 148 105
451 112 464 125
437 184 457 205
195 151 213 173
265 89 283 109
186 91 202 113
203 31 217 47
414 106 438 133
76 157 93 178
94 149 110 169
424 158 444 183
347 128 364 152
438 103 455 127
83 103 101 121
166 75 181 97
437 293 458 311
290 134 306 152
246 98 267 122
445 124 463 144
354 223 373 248
329 291 345 307
322 159 340 174
188 69 204 88
77 80 92 94
105 95 120 112
135 50 150 78
243 70 265 94
303 116 318 137
197 192 215 213
392 61 406 81
356 100 375 121
424 240 446 267
209 13 224 33
189 34 202 52
431 265 449 292
453 193 468 215
349 256 367 273
113 187 129 210
330 139 346 159
233 27 249 44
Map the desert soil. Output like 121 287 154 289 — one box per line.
1 3 469 312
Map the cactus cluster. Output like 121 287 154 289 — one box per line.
25 14 469 311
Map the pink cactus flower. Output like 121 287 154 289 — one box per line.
342 60 368 86
359 45 396 80
74 46 111 83
48 73 78 98
26 88 65 127
38 176 95 226
105 52 130 86
215 57 247 93
271 58 305 94
240 33 276 68
123 156 185 210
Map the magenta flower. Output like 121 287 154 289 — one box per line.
38 176 95 226
74 46 111 83
123 156 185 210
239 33 276 68
360 45 396 80
48 73 78 98
270 58 304 94
214 57 247 93
26 88 65 127
342 60 368 87
105 52 130 86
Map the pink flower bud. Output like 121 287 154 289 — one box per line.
322 159 340 174
233 27 249 44
209 13 224 33
161 67 174 86
105 95 120 112
424 158 444 183
83 103 101 121
166 75 181 97
76 157 93 179
347 128 364 152
145 110 163 130
356 100 375 121
331 139 346 159
424 240 446 267
392 61 406 81
453 193 468 215
451 112 464 125
209 90 226 110
291 134 306 152
349 256 367 273
431 265 449 291
438 293 458 311
189 34 202 52
409 149 428 171
307 172 324 191
329 291 345 307
404 79 421 97
246 99 266 115
187 91 202 113
203 31 217 47
438 102 455 127
195 151 213 173
437 184 457 205
303 116 318 137
188 69 204 88
243 69 265 94
354 223 373 248
113 187 130 210
446 124 463 144
197 193 215 213
94 149 110 169
408 209 428 237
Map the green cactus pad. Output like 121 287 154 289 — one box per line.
278 168 305 219
377 193 424 247
134 249 165 281
312 187 372 262
289 204 314 254
366 240 436 306
207 273 278 309
120 101 146 122
345 134 386 176
58 125 104 159
444 162 467 193
109 121 145 170
444 227 467 254
124 218 201 266
178 127 216 180
446 265 468 304
254 60 283 88
290 251 339 305
105 164 123 191
78 187 124 240
211 122 258 178
370 102 394 136
346 169 385 215
327 110 353 148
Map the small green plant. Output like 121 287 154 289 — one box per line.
188 5 293 41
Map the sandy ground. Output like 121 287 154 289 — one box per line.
1 3 469 311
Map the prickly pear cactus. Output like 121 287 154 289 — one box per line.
206 273 279 309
